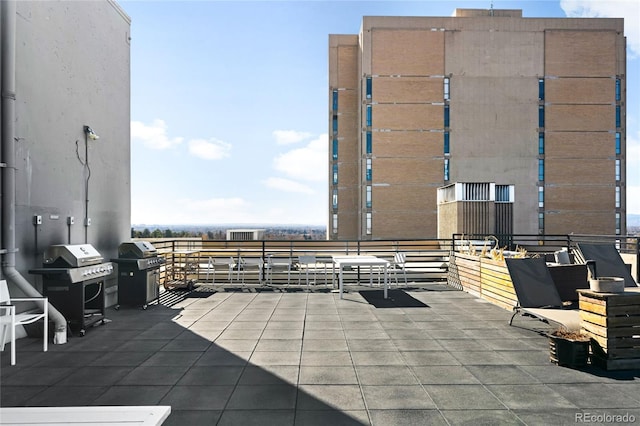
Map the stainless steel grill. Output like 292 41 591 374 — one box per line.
112 241 164 309
30 244 112 336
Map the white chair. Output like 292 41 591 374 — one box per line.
390 252 408 286
298 255 329 287
0 280 48 366
238 257 265 284
266 256 292 285
207 256 237 284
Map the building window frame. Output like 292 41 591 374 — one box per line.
332 189 338 209
366 158 372 182
615 159 621 181
366 105 372 127
332 89 338 111
365 212 372 235
332 214 338 234
538 78 545 101
615 132 621 155
616 186 621 208
332 164 338 185
444 77 450 100
538 132 545 155
444 158 450 181
332 138 338 160
366 131 372 155
365 185 372 208
444 131 450 155
366 77 372 100
538 186 544 208
538 159 544 182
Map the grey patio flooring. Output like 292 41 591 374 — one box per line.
2 282 640 426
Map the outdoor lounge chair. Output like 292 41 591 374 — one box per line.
506 257 580 332
574 243 638 288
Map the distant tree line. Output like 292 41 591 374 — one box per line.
131 226 326 240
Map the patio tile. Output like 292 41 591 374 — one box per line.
518 365 600 384
159 385 235 410
91 385 171 405
177 366 243 385
355 365 419 385
89 351 154 367
261 328 304 339
412 366 480 385
250 351 302 366
347 339 398 352
299 366 358 384
162 409 222 426
302 339 348 352
226 385 297 409
1 367 74 386
546 383 640 409
303 329 345 339
362 385 435 409
392 339 444 351
0 386 48 406
440 409 525 425
55 366 133 386
265 321 305 330
141 351 202 367
424 384 505 410
369 409 448 426
297 385 366 411
466 365 540 385
23 386 107 407
113 339 169 352
305 321 343 330
210 339 258 352
449 350 509 365
295 410 369 426
117 365 190 386
195 351 251 366
351 351 405 366
255 339 302 352
301 351 353 366
217 328 264 340
217 410 294 426
486 384 578 410
345 329 390 340
238 365 299 385
401 351 461 366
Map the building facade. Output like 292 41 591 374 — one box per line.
2 0 131 305
328 9 626 240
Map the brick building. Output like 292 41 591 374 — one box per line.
328 9 626 240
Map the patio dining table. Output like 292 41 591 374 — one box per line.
332 255 390 300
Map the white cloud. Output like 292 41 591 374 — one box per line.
273 130 313 145
273 133 328 182
560 0 640 57
188 138 232 160
263 177 315 194
131 119 183 150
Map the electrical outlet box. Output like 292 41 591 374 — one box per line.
33 215 42 225
67 216 75 225
85 217 91 226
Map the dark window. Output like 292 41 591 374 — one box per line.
366 131 372 154
615 132 621 155
366 105 372 127
538 159 544 181
538 78 545 101
332 164 338 184
538 132 545 155
444 132 450 155
538 213 544 231
366 158 372 181
332 90 338 111
615 78 621 101
332 116 338 133
616 105 621 128
366 77 372 100
332 138 338 160
538 105 545 128
444 105 450 128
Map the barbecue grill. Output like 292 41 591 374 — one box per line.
30 244 113 336
111 241 164 309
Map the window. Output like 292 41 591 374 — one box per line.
332 138 338 160
616 212 621 235
538 186 544 208
444 77 450 100
616 186 621 208
366 105 372 127
538 133 545 155
444 105 450 128
496 185 512 203
615 159 621 181
332 116 338 133
538 159 544 181
332 189 338 209
366 212 372 235
332 214 338 234
366 158 372 181
332 90 338 111
332 164 338 185
366 185 372 208
538 105 545 128
444 132 450 155
366 131 372 154
444 159 450 181
366 77 372 100
538 78 545 101
538 212 544 232
616 105 621 128
615 78 621 101
615 132 621 155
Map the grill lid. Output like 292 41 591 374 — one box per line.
118 241 158 259
43 244 104 268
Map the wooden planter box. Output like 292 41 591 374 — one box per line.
448 253 517 310
578 288 640 370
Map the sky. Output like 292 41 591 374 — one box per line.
120 0 640 226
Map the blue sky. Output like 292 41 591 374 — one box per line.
121 0 639 226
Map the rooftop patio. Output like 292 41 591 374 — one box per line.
2 280 640 426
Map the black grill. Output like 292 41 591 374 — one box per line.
111 241 164 309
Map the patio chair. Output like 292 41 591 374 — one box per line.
574 243 638 288
0 280 49 366
506 257 580 332
390 252 408 286
206 256 237 284
238 257 265 285
266 255 292 285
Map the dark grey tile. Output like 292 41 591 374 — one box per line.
118 365 190 385
412 366 480 385
0 386 48 406
449 350 509 365
218 410 294 426
2 367 74 386
351 351 405 366
401 351 461 366
356 365 419 385
518 365 600 384
362 385 435 409
546 383 640 409
295 410 369 426
91 385 171 405
195 351 250 366
160 338 212 351
486 384 577 410
162 409 222 426
440 409 525 426
226 384 297 409
90 351 154 366
160 385 234 410
31 351 105 367
466 365 540 385
369 409 448 426
24 386 107 406
56 366 133 386
177 366 243 385
392 339 444 351
347 339 398 352
141 351 202 367
299 366 358 384
114 339 169 352
424 385 505 410
297 385 365 411
238 365 299 385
